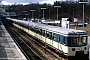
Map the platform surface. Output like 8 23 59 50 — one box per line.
88 36 90 60
0 22 27 60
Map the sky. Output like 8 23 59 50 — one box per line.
1 0 79 5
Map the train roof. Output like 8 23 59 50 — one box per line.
7 18 87 35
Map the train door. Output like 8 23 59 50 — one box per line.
53 33 59 48
51 32 53 46
58 35 60 50
48 32 52 46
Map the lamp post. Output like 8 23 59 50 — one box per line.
49 10 50 19
79 1 88 30
25 14 29 21
41 8 46 19
54 6 61 20
23 11 27 19
30 10 35 19
73 8 75 21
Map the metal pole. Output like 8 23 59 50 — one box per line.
18 12 19 19
32 11 33 18
49 10 50 19
83 4 84 30
45 30 46 54
25 12 26 18
41 8 46 19
43 9 44 19
79 2 88 30
57 8 58 20
73 8 74 20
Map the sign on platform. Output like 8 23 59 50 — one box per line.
61 18 70 29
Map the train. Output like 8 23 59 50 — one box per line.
7 18 89 58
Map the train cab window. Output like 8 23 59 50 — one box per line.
81 36 87 45
70 38 77 46
78 38 82 45
69 36 87 46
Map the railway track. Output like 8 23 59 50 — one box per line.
2 21 49 60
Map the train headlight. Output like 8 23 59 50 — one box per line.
84 47 87 50
72 48 75 51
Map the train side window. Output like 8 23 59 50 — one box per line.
53 33 58 42
42 30 45 36
60 35 63 44
32 27 35 32
52 36 54 40
40 29 42 35
36 28 38 33
46 31 49 38
31 27 33 31
29 26 31 30
26 26 28 29
38 29 40 35
58 36 60 42
49 32 52 39
63 37 66 44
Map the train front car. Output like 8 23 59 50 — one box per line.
65 29 89 59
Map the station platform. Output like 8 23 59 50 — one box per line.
0 21 27 60
88 36 90 60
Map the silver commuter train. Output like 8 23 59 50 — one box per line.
7 18 89 57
